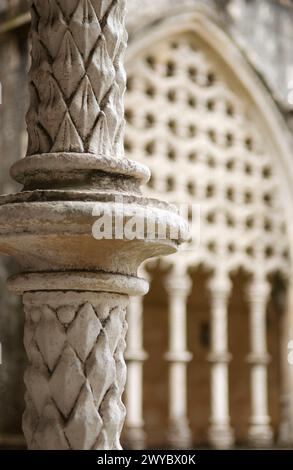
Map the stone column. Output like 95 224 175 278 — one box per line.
208 274 234 449
124 293 148 449
0 0 187 450
246 280 273 447
279 392 292 446
278 283 292 446
164 270 193 449
286 275 293 445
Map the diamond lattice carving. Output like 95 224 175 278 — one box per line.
23 291 128 450
27 0 127 158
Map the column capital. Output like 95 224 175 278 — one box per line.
208 352 232 363
246 280 271 304
0 0 188 296
165 351 193 363
125 350 148 362
208 273 232 301
8 271 149 297
246 353 271 365
164 271 192 297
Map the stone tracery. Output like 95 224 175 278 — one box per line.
125 32 289 278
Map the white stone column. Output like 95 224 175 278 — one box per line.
286 276 293 444
0 0 187 450
208 274 234 448
246 280 273 447
164 271 193 449
124 294 148 449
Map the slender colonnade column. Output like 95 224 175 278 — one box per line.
0 0 187 449
278 281 292 445
246 279 273 447
124 291 149 449
164 270 193 449
208 273 234 449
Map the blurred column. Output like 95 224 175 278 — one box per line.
278 282 292 446
246 280 273 447
208 273 234 448
164 270 193 449
125 292 148 449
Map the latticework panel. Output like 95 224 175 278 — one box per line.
125 32 289 277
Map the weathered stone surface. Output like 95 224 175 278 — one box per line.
22 291 128 450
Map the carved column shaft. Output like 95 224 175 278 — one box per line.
23 291 128 450
26 0 126 161
246 281 273 447
208 275 234 449
165 272 193 449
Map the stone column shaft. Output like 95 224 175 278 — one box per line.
23 291 128 450
208 275 234 449
165 272 193 449
246 281 273 447
125 295 148 449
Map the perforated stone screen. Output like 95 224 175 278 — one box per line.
125 32 289 277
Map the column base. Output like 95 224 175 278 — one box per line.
248 424 274 448
278 394 292 446
124 425 147 450
278 423 292 447
167 418 193 449
208 424 235 449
